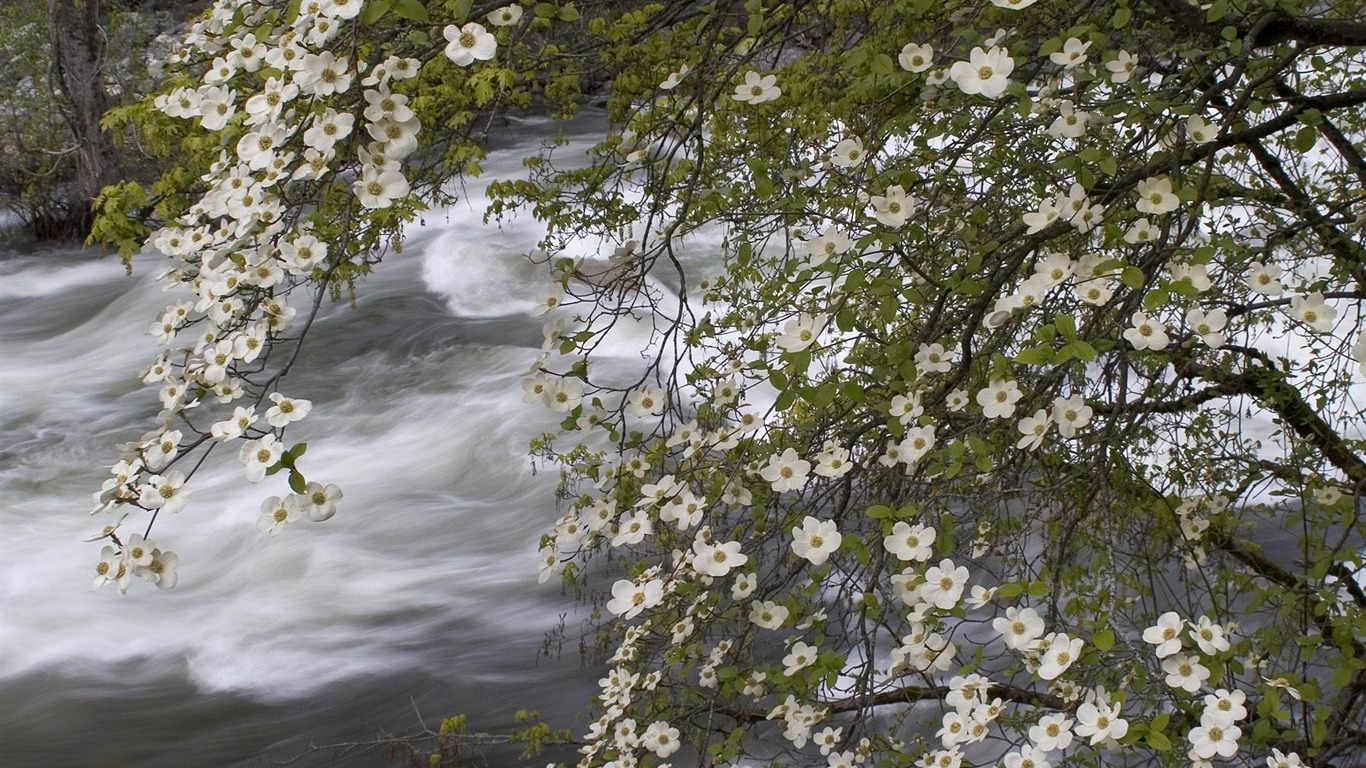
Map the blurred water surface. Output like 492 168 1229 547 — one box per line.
0 118 604 768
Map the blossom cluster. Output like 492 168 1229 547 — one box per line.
90 0 528 588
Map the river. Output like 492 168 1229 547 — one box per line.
0 117 610 768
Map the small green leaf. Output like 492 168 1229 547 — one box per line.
1064 340 1098 361
1146 731 1172 751
1093 629 1115 651
1055 313 1077 339
392 0 428 21
1311 706 1329 746
774 388 796 412
840 381 866 405
1294 126 1317 153
784 349 811 374
835 308 855 332
449 0 474 22
1015 345 1054 365
809 381 837 408
288 470 308 494
558 4 580 21
1143 289 1168 311
1111 6 1131 27
534 2 557 18
360 0 392 24
1121 265 1146 289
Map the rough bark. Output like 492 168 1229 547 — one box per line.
48 0 115 238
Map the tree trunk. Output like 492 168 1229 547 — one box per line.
48 0 115 238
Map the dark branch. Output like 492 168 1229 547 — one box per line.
1143 1 1366 48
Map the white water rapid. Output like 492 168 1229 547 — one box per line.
0 117 612 768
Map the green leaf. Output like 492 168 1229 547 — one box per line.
1311 707 1329 745
1111 6 1131 27
1014 345 1053 365
392 0 429 21
784 349 811 375
867 505 893 520
534 2 558 18
360 0 392 24
1170 280 1200 298
835 308 855 332
1063 340 1097 361
1121 266 1146 289
809 381 837 408
1092 629 1115 651
1206 0 1229 22
996 582 1023 599
1055 313 1077 339
449 0 474 22
1146 730 1172 751
1294 126 1318 153
774 388 796 412
1142 289 1168 311
288 469 307 494
558 4 580 21
840 381 866 405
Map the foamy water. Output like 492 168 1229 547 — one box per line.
0 118 609 767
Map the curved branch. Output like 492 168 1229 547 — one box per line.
708 680 1068 725
1143 0 1366 49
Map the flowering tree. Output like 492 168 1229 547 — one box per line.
89 1 1366 767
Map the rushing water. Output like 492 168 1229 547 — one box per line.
0 119 614 768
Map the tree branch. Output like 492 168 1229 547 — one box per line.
1143 0 1366 48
